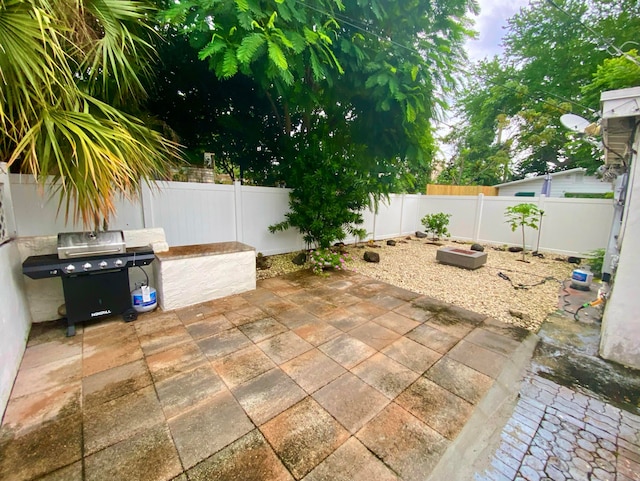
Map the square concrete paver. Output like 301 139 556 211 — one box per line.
347 301 388 321
239 317 288 343
82 329 143 378
261 397 350 479
464 327 522 356
318 334 376 369
138 324 192 357
393 303 435 323
11 354 82 399
0 414 82 481
396 377 474 440
212 344 276 388
382 337 442 374
2 382 81 435
274 307 322 330
18 336 82 370
197 328 252 360
83 385 165 455
224 305 269 327
82 359 152 410
186 314 234 340
186 430 293 481
281 349 346 394
447 339 509 379
313 373 389 433
357 403 450 481
1 269 526 481
293 322 342 346
303 437 399 481
155 364 226 419
168 389 254 469
352 352 421 399
84 425 182 481
145 341 208 383
406 323 460 354
372 311 420 335
425 357 494 405
258 331 314 364
324 308 369 332
232 368 306 425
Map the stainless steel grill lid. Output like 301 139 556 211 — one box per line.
57 231 126 258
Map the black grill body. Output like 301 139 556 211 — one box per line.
22 248 155 336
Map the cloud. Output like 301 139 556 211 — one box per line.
466 0 529 62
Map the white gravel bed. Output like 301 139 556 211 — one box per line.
257 238 576 331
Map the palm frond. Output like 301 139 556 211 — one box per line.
1 0 182 226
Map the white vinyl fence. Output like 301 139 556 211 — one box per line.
8 174 614 256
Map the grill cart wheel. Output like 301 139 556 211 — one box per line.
122 308 138 322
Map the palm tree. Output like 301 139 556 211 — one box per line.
0 0 181 227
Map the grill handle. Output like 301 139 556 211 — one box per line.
63 248 123 258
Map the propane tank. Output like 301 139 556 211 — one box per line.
131 283 157 313
571 269 593 291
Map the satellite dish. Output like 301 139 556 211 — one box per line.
560 114 591 133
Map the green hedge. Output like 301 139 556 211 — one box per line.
564 192 614 199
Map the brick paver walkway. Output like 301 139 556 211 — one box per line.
477 374 640 481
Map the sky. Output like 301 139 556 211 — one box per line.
466 0 531 62
435 0 531 162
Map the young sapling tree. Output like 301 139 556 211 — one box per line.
504 203 543 262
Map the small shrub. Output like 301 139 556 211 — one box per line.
585 248 606 278
308 249 351 276
421 213 452 241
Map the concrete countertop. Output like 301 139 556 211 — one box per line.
154 241 255 261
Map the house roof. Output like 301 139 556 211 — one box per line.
492 168 587 188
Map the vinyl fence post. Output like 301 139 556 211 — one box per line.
0 162 17 238
141 181 155 229
472 193 484 242
234 181 244 243
399 194 405 237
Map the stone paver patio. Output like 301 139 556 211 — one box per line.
0 270 531 481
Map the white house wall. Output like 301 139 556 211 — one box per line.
600 121 640 368
498 172 613 198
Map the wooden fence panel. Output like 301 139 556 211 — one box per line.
426 184 498 196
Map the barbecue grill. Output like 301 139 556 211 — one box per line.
22 230 155 336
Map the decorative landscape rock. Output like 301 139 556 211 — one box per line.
508 246 524 253
291 252 307 265
470 243 484 252
436 246 487 270
568 256 582 265
256 253 271 270
386 240 397 246
363 251 380 263
415 231 428 238
509 309 532 323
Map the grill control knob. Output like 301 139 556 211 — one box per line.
83 262 92 271
65 264 76 273
99 261 108 269
114 259 124 267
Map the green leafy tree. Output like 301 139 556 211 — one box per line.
157 0 478 190
1 0 181 226
446 0 640 182
581 50 640 107
505 203 543 262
